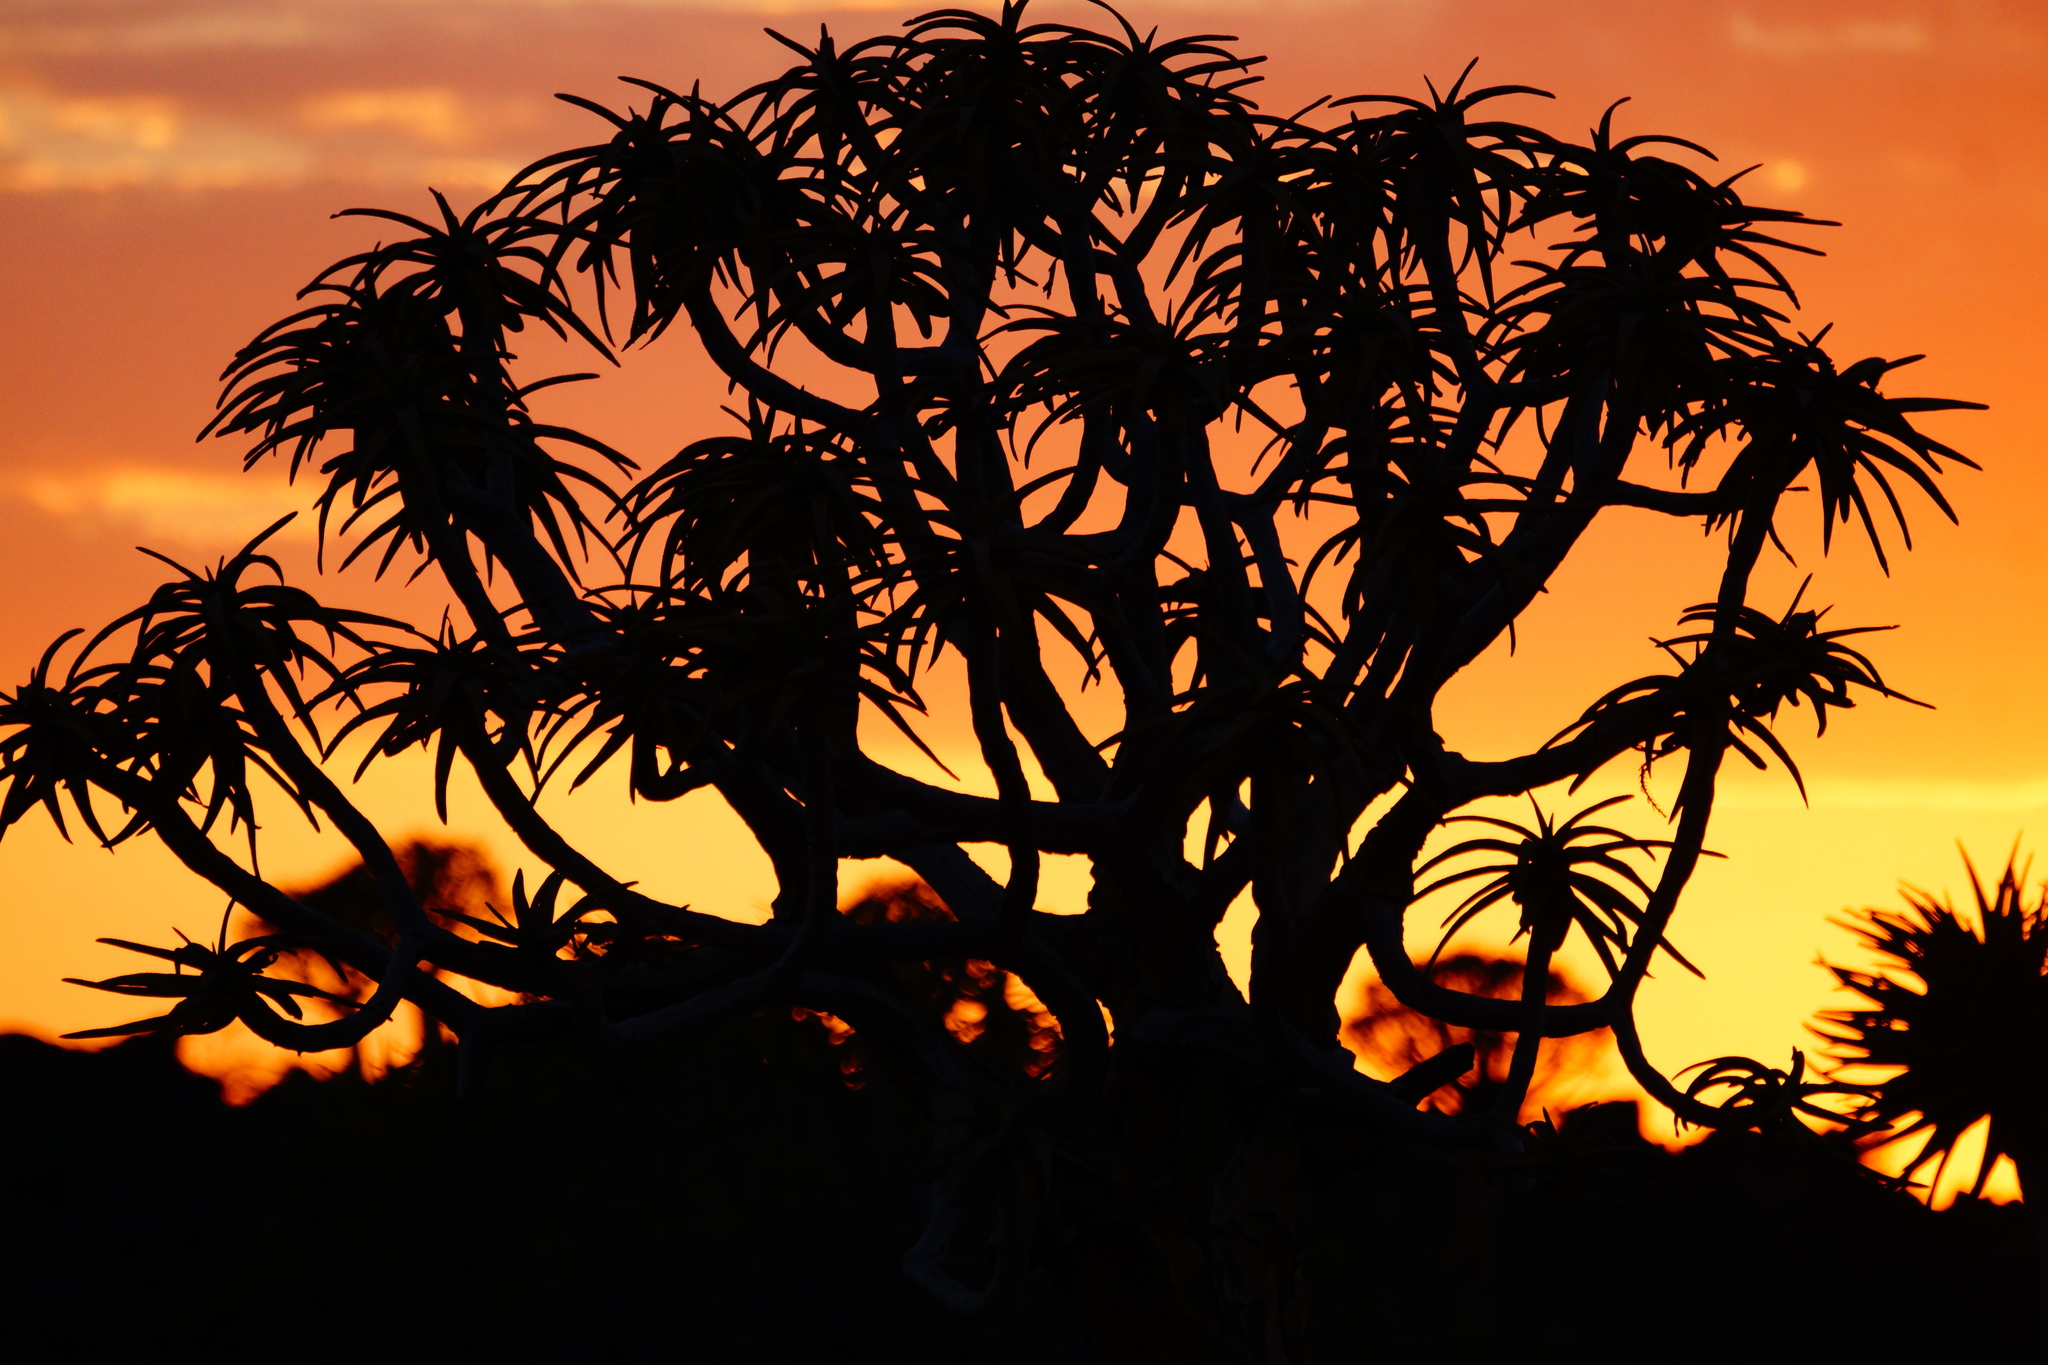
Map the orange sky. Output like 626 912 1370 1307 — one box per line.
0 0 2043 1191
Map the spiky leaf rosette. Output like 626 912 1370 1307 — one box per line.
1816 852 2048 1198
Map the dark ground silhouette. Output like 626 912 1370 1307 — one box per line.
0 1020 2028 1364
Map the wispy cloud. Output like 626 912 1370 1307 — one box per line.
0 6 337 58
1728 12 1929 58
0 0 952 59
1 465 316 548
301 88 474 145
0 84 310 190
1760 158 1809 194
0 81 524 192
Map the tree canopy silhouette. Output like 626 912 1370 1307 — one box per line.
0 1 1980 1341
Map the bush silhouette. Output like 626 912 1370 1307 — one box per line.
1820 849 2048 1359
0 2 1982 1351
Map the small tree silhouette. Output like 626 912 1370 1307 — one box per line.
1819 850 2048 1358
0 2 1978 1344
1820 852 2048 1199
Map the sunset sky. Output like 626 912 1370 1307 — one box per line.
0 0 2042 1187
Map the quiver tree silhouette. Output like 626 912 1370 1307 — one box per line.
0 2 1981 1344
1819 850 2048 1358
1819 853 2048 1199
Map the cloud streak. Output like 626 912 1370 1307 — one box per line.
0 80 525 192
0 84 311 190
1 465 316 548
0 5 334 58
0 0 961 59
1728 12 1930 58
